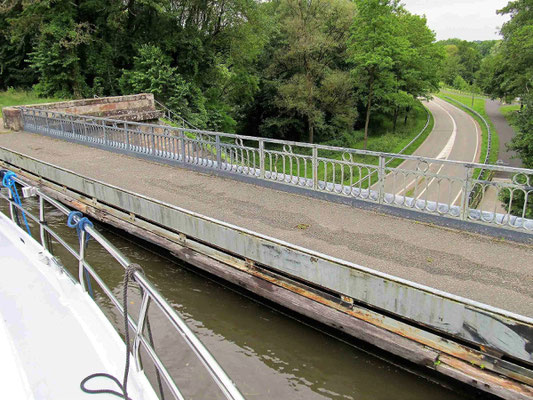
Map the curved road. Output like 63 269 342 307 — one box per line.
386 97 481 206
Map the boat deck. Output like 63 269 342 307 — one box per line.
0 211 157 399
0 130 531 317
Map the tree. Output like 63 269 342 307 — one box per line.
348 0 439 148
495 1 533 217
119 45 204 124
0 1 36 90
348 0 407 149
496 0 533 98
271 0 356 143
441 44 462 85
392 11 442 128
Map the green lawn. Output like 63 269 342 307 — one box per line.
439 86 490 100
437 92 500 177
0 90 64 118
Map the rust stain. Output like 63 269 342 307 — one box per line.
439 354 533 396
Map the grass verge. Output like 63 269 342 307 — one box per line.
0 89 64 118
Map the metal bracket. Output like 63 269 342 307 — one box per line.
22 186 38 198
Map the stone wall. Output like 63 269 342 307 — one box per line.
2 93 163 131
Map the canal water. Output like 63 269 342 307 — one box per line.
1 195 480 400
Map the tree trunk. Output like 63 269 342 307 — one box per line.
364 83 374 150
404 106 411 125
308 120 314 144
393 107 399 133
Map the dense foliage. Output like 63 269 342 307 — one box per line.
0 0 442 143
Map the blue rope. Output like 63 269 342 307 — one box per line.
67 211 95 298
1 171 31 235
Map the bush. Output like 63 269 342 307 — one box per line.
452 75 468 91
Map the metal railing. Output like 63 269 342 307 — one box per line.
0 172 245 400
18 107 533 232
154 99 200 131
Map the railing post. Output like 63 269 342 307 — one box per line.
39 195 49 251
7 186 15 222
215 135 222 168
78 230 87 292
25 110 30 129
83 117 88 140
151 126 156 155
45 111 50 134
181 130 186 163
259 140 265 179
312 145 318 190
378 155 385 204
24 109 30 131
133 291 150 371
460 165 473 220
71 115 75 135
59 114 64 135
103 121 107 145
125 122 130 151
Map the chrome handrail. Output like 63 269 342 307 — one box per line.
0 172 245 400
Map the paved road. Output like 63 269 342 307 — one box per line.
385 97 481 206
0 131 531 316
485 99 523 173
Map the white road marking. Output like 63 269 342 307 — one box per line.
414 99 458 200
396 99 457 197
450 106 480 205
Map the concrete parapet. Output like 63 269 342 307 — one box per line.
2 93 163 131
2 107 22 131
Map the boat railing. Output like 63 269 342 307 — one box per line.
0 171 245 400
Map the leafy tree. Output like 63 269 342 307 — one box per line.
392 11 442 129
348 0 439 147
0 1 36 89
494 1 533 216
453 75 469 91
348 0 407 149
268 0 356 143
509 95 533 168
496 0 533 99
500 94 533 217
119 45 204 124
439 39 482 88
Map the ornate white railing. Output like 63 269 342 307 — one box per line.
18 107 533 232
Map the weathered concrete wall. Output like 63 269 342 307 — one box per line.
2 93 162 131
2 107 22 131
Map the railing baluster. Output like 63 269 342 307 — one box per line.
460 165 473 220
78 230 87 292
216 135 222 169
378 155 385 204
133 291 150 371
